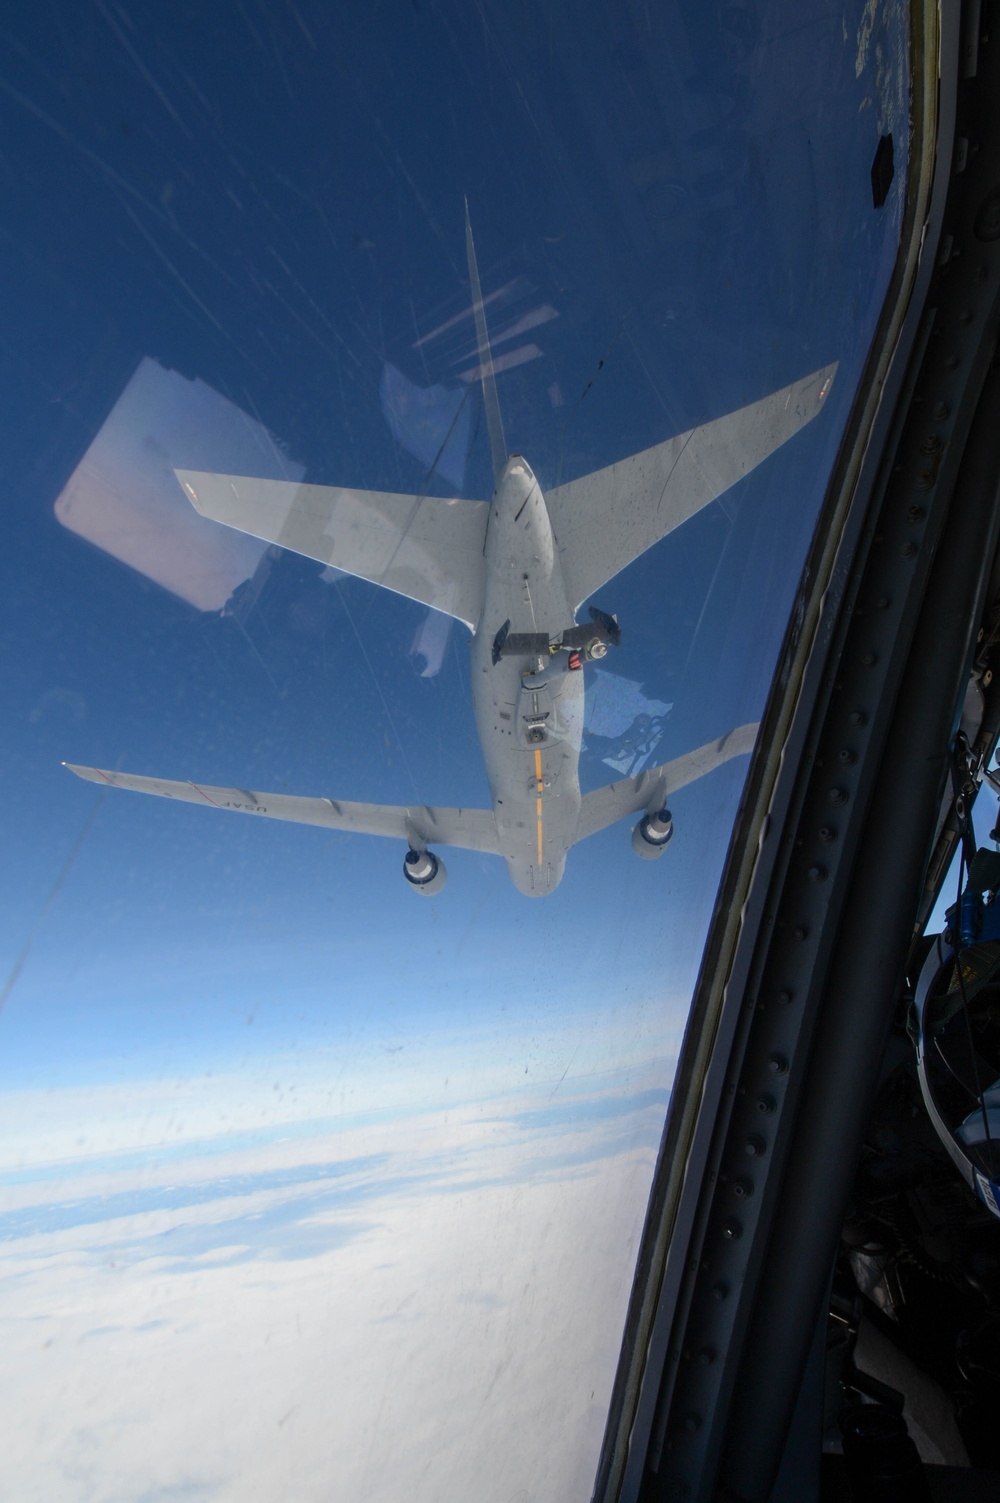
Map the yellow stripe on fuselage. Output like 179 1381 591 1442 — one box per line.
534 747 544 867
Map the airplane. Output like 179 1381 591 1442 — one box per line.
65 206 836 897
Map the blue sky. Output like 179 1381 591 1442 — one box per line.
0 0 909 1496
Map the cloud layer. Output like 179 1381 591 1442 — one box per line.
0 1066 669 1502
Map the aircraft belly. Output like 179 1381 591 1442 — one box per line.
470 461 587 894
472 635 583 895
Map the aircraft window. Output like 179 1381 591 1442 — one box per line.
0 3 909 1497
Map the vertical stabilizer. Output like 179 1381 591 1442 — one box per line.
464 199 507 488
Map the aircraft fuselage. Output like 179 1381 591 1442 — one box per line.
63 207 831 899
471 456 584 896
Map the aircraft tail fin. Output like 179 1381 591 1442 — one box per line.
464 199 507 488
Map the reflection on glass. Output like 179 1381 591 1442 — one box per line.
584 669 673 777
1 1 908 1497
54 356 303 611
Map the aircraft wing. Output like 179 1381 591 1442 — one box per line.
574 722 759 843
63 764 501 855
175 470 489 630
545 364 837 611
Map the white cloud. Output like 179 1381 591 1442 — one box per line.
0 1070 669 1502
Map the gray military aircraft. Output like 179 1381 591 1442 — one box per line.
66 208 835 896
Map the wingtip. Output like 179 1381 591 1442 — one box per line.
63 762 104 784
173 469 205 513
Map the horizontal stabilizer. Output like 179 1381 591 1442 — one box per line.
175 470 489 629
575 722 759 843
63 764 501 855
546 364 837 610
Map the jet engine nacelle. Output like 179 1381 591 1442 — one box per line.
403 847 448 895
632 808 673 860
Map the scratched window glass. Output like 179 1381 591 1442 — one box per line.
0 4 907 1499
